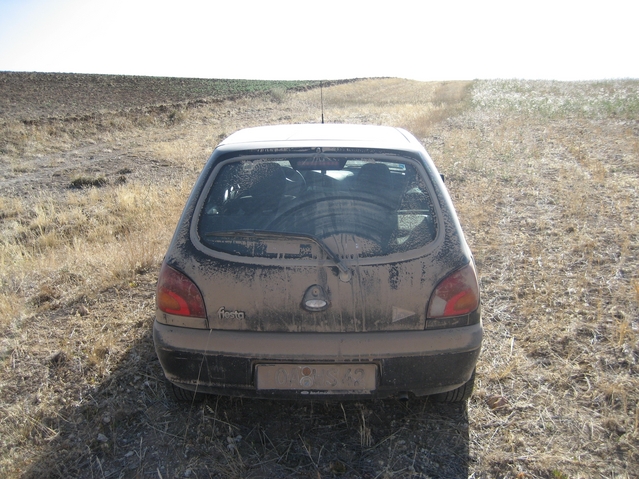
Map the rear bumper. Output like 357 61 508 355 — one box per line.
153 320 483 399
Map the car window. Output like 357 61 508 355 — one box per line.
197 155 437 258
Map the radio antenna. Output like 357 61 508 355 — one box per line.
320 81 324 124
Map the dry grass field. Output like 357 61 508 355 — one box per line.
0 74 638 478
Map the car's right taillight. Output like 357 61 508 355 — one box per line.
157 263 206 318
427 263 480 318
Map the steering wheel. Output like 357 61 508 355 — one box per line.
266 196 393 246
282 167 306 196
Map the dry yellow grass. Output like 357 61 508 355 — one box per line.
0 77 637 478
430 80 639 477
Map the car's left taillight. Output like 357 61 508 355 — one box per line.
427 263 480 319
157 263 206 318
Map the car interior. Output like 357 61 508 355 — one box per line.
199 157 437 256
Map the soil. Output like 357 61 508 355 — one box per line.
2 74 637 479
0 74 473 479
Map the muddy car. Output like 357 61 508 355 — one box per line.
154 124 482 401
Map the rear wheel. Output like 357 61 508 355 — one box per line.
165 379 206 403
430 369 475 403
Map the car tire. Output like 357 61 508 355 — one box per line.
165 379 206 403
431 369 476 403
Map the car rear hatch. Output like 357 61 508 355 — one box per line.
184 149 463 333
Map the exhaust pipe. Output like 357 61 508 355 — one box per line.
398 392 409 402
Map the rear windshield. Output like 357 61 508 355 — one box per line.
197 154 437 258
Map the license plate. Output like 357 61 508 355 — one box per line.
256 364 377 393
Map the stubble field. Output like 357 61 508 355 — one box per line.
0 73 638 478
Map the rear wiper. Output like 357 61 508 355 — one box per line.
204 229 352 281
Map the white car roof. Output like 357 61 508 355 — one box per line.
218 124 421 149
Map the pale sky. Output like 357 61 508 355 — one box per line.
0 0 637 81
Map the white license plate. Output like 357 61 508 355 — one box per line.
256 364 377 393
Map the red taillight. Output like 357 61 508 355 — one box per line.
427 263 480 318
157 263 206 318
